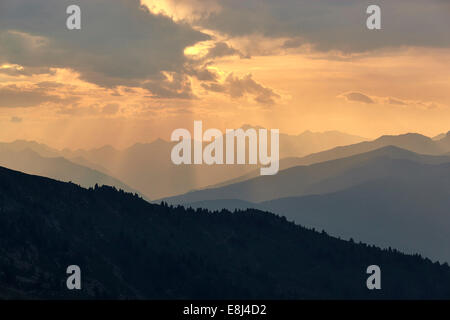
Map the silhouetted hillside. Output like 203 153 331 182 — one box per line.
0 166 450 299
167 148 450 263
260 175 450 263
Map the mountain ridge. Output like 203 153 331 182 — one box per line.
161 146 450 204
1 165 450 299
199 132 450 190
0 147 141 198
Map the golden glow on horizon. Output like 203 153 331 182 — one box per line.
1 3 449 149
2 47 450 149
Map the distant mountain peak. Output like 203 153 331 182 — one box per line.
151 137 170 145
375 133 432 144
240 124 266 130
93 145 117 152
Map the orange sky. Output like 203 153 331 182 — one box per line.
1 0 449 149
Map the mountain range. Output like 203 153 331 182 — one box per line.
5 131 449 201
0 145 139 196
163 146 450 263
2 131 450 265
202 131 450 189
0 128 366 199
1 165 450 299
163 146 450 204
5 130 448 200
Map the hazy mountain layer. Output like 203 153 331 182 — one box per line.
162 146 450 204
56 129 366 199
205 132 450 189
0 147 140 197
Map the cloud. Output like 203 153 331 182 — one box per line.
282 38 306 49
10 116 23 123
202 73 280 105
102 103 120 115
0 0 208 89
381 96 441 110
57 105 98 116
203 42 248 60
339 91 445 110
185 65 218 81
0 84 75 108
0 64 53 76
341 92 375 104
161 0 450 53
57 102 123 117
142 0 221 22
182 40 249 83
386 97 407 106
143 72 196 99
36 81 64 90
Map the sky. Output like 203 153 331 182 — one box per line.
0 0 449 149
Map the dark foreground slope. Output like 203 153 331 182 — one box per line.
0 166 449 299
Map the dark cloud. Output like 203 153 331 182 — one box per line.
183 42 247 83
204 42 248 59
10 116 23 123
0 84 75 108
282 38 305 49
36 81 65 89
193 0 450 53
341 92 375 104
340 92 442 110
185 65 218 82
0 65 54 76
387 97 407 105
202 73 280 105
0 0 208 88
143 72 195 99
